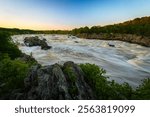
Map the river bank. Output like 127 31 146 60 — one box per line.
75 33 150 47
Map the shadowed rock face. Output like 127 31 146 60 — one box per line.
24 36 52 50
23 61 95 100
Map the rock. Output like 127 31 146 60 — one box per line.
24 36 52 50
10 89 24 100
23 61 95 100
18 53 37 63
74 41 79 43
63 61 94 99
43 38 47 41
24 36 40 46
108 43 115 47
40 40 52 50
69 35 77 39
71 36 76 39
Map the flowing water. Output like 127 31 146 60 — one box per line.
12 34 150 88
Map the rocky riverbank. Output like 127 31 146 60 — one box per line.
76 33 150 47
23 61 95 100
3 59 149 100
1 61 95 100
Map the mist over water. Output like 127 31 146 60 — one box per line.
12 34 150 88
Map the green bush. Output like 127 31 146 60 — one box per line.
63 66 79 97
108 81 133 99
133 78 150 99
80 63 133 99
0 57 29 93
0 32 21 59
63 66 76 83
0 30 36 97
80 63 107 86
80 63 109 99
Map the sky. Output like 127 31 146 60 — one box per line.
0 0 150 30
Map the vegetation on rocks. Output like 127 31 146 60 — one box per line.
80 63 149 100
80 63 132 99
63 63 79 98
0 57 29 95
0 31 35 99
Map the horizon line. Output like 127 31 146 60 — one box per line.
0 15 149 31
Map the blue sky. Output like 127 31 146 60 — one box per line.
0 0 150 30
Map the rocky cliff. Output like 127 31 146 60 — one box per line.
8 61 95 100
76 33 150 47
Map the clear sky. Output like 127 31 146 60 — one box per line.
0 0 150 30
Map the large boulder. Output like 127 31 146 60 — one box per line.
24 36 52 50
23 61 95 100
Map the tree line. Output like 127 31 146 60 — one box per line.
71 16 150 36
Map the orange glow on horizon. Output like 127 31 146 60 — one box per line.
0 20 74 30
0 16 140 30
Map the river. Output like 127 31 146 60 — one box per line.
12 34 150 88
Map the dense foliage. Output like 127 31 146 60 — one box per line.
0 32 30 96
80 63 150 100
72 16 150 36
132 78 150 99
0 56 29 94
0 32 22 59
0 28 35 35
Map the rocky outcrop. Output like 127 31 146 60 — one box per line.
24 36 52 50
19 53 37 63
76 33 150 47
23 61 95 100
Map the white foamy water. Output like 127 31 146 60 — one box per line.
12 34 150 88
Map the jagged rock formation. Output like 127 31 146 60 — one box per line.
76 33 150 47
23 61 95 100
24 36 52 50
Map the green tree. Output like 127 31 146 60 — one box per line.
0 32 21 59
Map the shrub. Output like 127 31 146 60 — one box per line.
133 78 150 99
80 63 133 99
63 66 79 98
0 32 21 59
108 81 133 99
63 66 76 83
80 63 109 99
0 57 29 93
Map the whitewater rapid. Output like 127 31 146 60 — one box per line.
12 34 150 88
